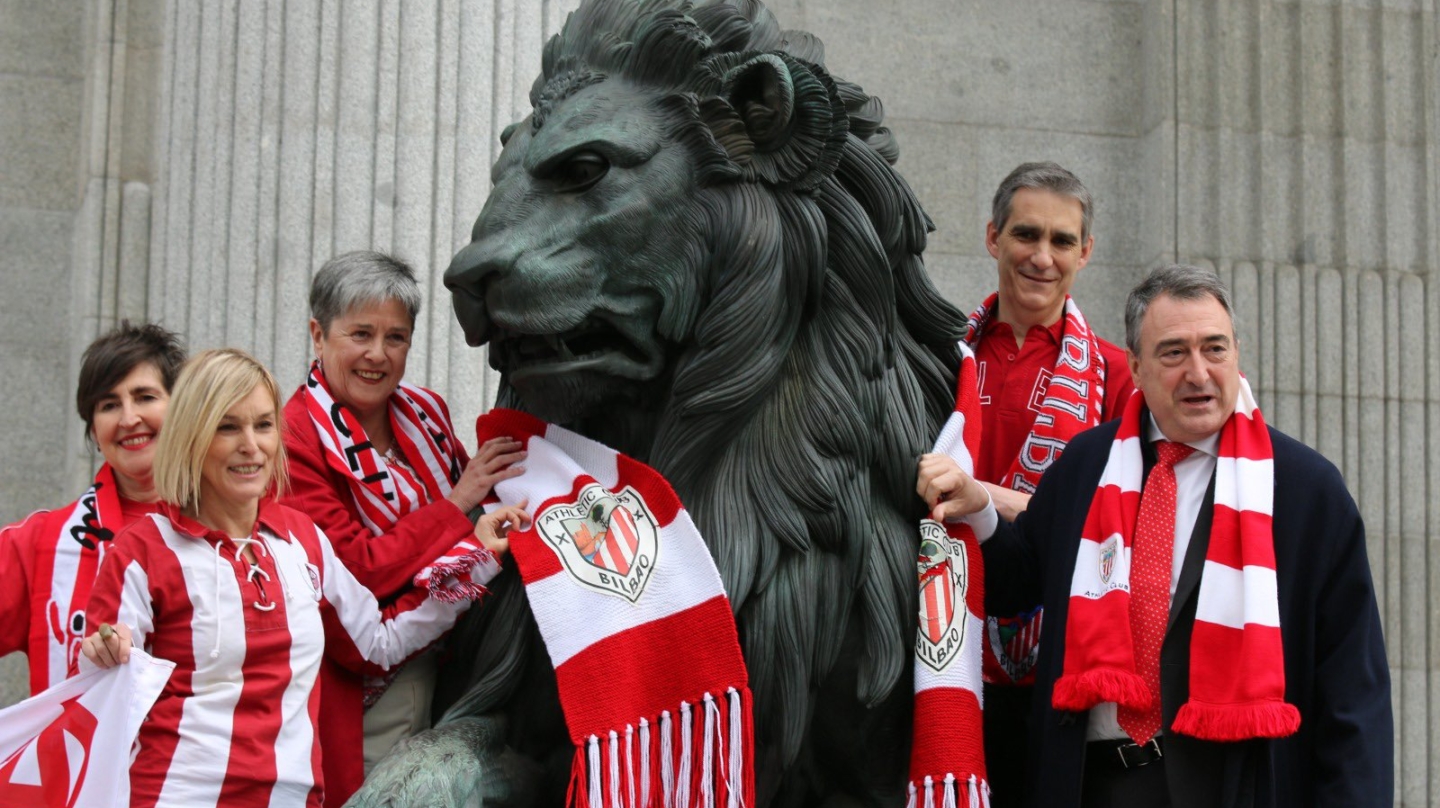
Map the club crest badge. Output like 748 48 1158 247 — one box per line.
915 520 969 673
305 562 323 602
985 607 1043 684
535 483 659 603
1098 535 1118 585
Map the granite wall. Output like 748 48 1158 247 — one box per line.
2 1 1436 803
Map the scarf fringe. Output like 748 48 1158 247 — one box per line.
417 546 493 603
568 688 753 808
1172 699 1301 741
1052 668 1152 713
905 774 990 808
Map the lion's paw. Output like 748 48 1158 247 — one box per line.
343 715 540 808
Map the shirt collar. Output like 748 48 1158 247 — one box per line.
1145 412 1220 458
161 498 291 542
981 301 1066 345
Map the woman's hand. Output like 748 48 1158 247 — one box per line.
446 437 527 514
474 504 530 558
81 621 133 668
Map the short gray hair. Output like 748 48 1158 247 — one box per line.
309 251 422 332
991 161 1093 241
1124 264 1235 354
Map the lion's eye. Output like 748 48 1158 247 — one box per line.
552 152 609 193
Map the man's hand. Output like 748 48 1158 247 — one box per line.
981 481 1032 522
81 621 132 668
917 454 991 522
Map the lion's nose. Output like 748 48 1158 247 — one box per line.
445 241 507 346
445 240 503 293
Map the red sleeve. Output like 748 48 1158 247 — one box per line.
279 390 476 601
0 513 40 658
1099 338 1136 421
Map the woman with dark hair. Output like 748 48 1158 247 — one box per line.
280 250 525 801
0 320 185 694
80 348 525 808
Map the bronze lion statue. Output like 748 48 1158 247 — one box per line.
349 1 967 805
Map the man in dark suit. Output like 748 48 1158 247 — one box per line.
917 264 1392 807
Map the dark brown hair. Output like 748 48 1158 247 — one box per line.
76 321 187 437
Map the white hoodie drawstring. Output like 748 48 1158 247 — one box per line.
258 532 296 603
209 542 223 660
233 537 277 612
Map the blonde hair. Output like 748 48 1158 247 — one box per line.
152 348 290 511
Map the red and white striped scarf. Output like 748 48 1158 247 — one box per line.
966 294 1107 690
963 294 1107 494
477 409 754 808
10 464 126 691
908 344 989 808
1051 377 1301 741
301 361 465 535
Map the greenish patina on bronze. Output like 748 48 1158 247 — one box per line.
350 1 968 805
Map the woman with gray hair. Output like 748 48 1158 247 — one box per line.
280 251 524 803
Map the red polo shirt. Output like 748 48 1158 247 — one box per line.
973 316 1133 487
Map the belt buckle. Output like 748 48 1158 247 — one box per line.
1115 737 1163 769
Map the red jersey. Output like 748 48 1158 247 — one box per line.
85 502 498 808
0 465 161 694
972 317 1133 487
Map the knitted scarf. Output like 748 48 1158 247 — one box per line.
1051 377 1301 741
962 293 1107 493
907 344 989 808
27 465 125 689
302 360 467 704
301 361 465 535
965 293 1107 689
477 409 754 808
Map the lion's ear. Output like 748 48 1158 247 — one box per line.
500 121 522 146
706 52 848 191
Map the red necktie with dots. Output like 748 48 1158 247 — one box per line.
1117 440 1195 745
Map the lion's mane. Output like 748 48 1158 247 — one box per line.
438 1 968 802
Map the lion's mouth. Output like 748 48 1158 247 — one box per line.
490 316 663 381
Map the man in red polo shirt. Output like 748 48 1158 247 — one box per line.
966 162 1133 806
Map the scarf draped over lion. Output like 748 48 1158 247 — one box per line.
350 1 968 805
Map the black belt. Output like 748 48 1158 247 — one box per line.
1087 736 1164 770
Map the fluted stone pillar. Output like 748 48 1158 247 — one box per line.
0 0 581 706
1172 4 1438 802
146 0 580 430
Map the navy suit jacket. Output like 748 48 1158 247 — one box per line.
982 418 1392 808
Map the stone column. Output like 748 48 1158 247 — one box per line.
0 0 582 705
1174 3 1439 804
146 0 580 427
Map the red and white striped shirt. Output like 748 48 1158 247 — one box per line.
86 500 499 808
0 464 160 694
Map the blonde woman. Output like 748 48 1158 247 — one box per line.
81 348 526 808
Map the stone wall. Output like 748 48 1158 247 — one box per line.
2 1 1436 803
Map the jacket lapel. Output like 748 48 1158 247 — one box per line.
1168 471 1216 635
